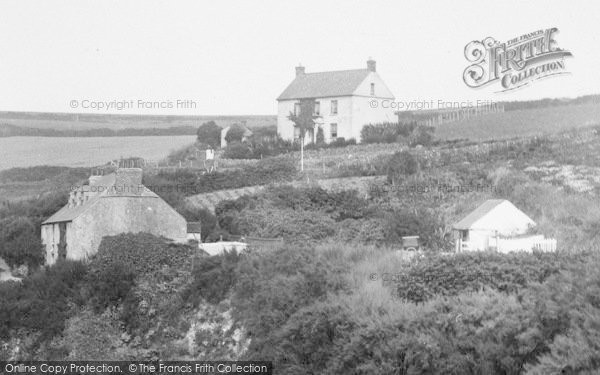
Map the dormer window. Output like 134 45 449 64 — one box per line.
370 83 375 96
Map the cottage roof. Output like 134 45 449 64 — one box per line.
453 199 508 230
42 169 158 225
277 69 372 100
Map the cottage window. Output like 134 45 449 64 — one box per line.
330 123 338 139
314 101 320 116
330 100 338 115
370 83 375 96
293 126 301 140
294 103 301 116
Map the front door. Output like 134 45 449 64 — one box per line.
57 223 67 260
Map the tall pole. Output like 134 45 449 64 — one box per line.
300 137 304 171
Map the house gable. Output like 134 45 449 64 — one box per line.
352 71 394 99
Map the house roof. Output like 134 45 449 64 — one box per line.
42 171 158 225
277 69 372 100
453 199 507 230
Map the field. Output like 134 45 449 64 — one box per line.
0 112 276 131
434 102 600 141
0 135 196 170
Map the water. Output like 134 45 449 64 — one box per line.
0 136 196 170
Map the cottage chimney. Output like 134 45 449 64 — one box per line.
114 168 143 195
295 65 305 77
367 58 376 72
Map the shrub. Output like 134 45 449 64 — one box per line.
231 246 347 358
385 150 418 185
145 156 296 196
90 233 194 276
316 126 325 145
408 125 435 147
183 250 242 305
0 216 45 269
360 121 416 144
0 260 88 341
394 251 588 303
87 262 136 311
222 141 253 159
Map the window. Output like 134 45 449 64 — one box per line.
370 83 375 96
314 101 320 116
294 103 301 116
330 100 338 115
293 126 300 140
330 123 338 139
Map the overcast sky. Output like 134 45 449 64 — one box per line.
0 0 599 115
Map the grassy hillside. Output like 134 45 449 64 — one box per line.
435 102 600 141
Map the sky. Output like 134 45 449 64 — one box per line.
0 0 599 115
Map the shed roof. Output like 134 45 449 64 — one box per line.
453 199 507 230
277 69 372 100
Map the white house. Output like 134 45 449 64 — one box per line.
276 59 396 144
453 199 557 253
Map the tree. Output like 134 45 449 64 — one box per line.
224 124 247 144
196 121 221 149
287 99 320 171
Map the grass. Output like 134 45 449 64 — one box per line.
434 102 600 141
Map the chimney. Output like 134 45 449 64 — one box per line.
114 168 143 196
295 65 305 77
367 58 376 72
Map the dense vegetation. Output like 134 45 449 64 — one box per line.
1 121 600 372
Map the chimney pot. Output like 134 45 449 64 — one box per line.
295 65 305 77
367 59 376 72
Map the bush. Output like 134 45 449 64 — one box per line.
231 246 347 358
0 216 45 269
91 233 194 276
87 262 136 311
0 260 88 341
394 251 588 303
222 141 253 159
183 250 242 305
385 150 418 185
145 156 296 196
360 121 416 144
408 125 435 147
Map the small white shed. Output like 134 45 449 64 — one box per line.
453 199 556 253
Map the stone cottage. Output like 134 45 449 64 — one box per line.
41 168 187 265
